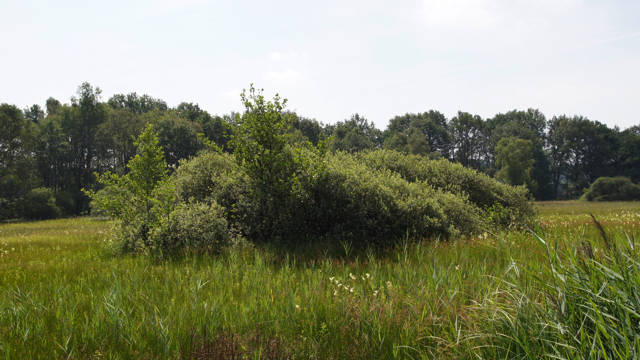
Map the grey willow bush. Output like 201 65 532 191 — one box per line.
88 124 232 255
151 201 232 254
169 87 533 248
91 87 536 254
354 149 536 228
303 153 483 243
581 176 640 201
172 147 485 246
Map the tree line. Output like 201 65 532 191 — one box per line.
1 82 638 219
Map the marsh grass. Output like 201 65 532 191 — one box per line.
1 202 639 359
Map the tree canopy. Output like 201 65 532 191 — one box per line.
1 82 638 221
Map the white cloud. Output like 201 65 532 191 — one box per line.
261 69 305 82
152 0 206 12
416 0 584 29
268 51 309 61
418 0 498 28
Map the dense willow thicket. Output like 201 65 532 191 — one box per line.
86 87 534 255
1 82 639 221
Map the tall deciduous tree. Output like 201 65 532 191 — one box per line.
386 111 451 158
107 92 167 115
495 137 536 193
0 104 36 181
329 113 382 152
96 108 145 174
290 113 324 146
59 82 108 213
35 117 71 192
143 111 204 168
45 97 62 117
488 109 552 200
450 111 489 171
383 126 432 157
23 104 45 124
618 125 640 184
197 113 233 151
562 116 618 196
0 103 39 219
546 115 571 198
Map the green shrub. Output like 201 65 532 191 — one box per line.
89 124 226 256
173 147 484 247
54 191 77 216
93 88 536 252
151 201 232 254
581 176 640 201
17 187 61 220
290 153 482 245
172 151 248 209
90 127 237 256
353 149 536 228
171 151 255 238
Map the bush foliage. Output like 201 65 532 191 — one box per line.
89 88 536 255
581 176 640 201
18 187 61 220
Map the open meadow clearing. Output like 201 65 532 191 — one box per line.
1 201 639 359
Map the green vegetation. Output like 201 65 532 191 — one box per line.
2 83 639 357
1 202 639 358
2 83 639 224
581 176 640 202
495 137 536 192
87 87 533 254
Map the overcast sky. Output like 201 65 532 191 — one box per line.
1 0 639 129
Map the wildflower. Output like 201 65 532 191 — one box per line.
329 277 334 282
334 290 338 296
366 273 370 278
295 305 301 312
350 288 354 293
455 265 460 271
373 290 379 296
386 281 392 289
349 273 356 280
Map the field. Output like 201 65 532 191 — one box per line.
1 201 639 359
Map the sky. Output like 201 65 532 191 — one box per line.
1 0 639 130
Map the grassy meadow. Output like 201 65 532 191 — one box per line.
1 201 639 359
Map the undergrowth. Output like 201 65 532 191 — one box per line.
0 202 639 359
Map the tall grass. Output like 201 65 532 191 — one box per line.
471 215 640 359
0 202 639 359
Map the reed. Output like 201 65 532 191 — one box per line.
0 202 639 359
